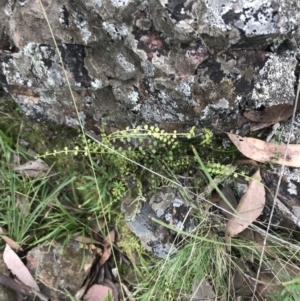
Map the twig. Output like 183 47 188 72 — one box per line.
0 274 50 301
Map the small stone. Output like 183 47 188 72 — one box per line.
27 240 94 301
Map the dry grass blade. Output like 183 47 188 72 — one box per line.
227 133 300 167
225 170 265 250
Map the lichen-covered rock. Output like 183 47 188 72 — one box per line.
26 240 94 301
0 0 300 133
121 187 194 258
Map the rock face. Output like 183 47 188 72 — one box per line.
0 0 299 132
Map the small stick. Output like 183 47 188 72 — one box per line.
0 274 50 301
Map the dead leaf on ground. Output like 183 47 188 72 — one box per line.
13 158 49 177
243 102 300 123
230 258 254 299
225 170 265 250
83 284 113 301
72 235 96 250
3 244 39 291
227 133 300 167
16 195 31 217
72 235 94 244
0 228 22 250
188 279 215 301
249 121 275 131
99 229 116 267
217 187 238 220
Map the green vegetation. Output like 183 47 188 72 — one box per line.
0 4 300 299
1 94 300 300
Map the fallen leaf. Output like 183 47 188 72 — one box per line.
230 258 254 299
13 158 49 177
249 121 275 131
189 280 216 300
227 133 300 167
226 170 265 240
16 195 31 217
72 235 94 244
0 228 22 250
83 284 113 301
99 229 116 267
243 102 300 123
3 244 39 291
217 187 238 220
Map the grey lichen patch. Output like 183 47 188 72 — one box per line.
141 60 155 77
158 91 172 105
24 43 47 78
14 96 46 121
122 187 194 258
110 0 129 7
40 90 57 104
117 53 135 72
176 77 194 97
23 43 65 88
72 12 91 44
281 112 300 144
230 1 280 36
2 58 33 87
19 0 29 6
250 54 297 108
65 111 86 127
91 79 103 89
102 22 128 40
201 98 230 120
128 89 140 104
94 0 102 8
287 181 298 196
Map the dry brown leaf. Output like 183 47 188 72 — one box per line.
217 187 238 220
249 121 275 131
190 280 216 300
230 258 254 299
16 196 31 217
243 102 300 123
227 133 300 167
226 170 265 239
83 284 113 301
0 228 22 250
72 235 96 250
13 158 49 177
99 230 115 267
3 244 39 291
72 235 94 244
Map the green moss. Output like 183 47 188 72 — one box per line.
116 214 146 260
0 93 86 175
